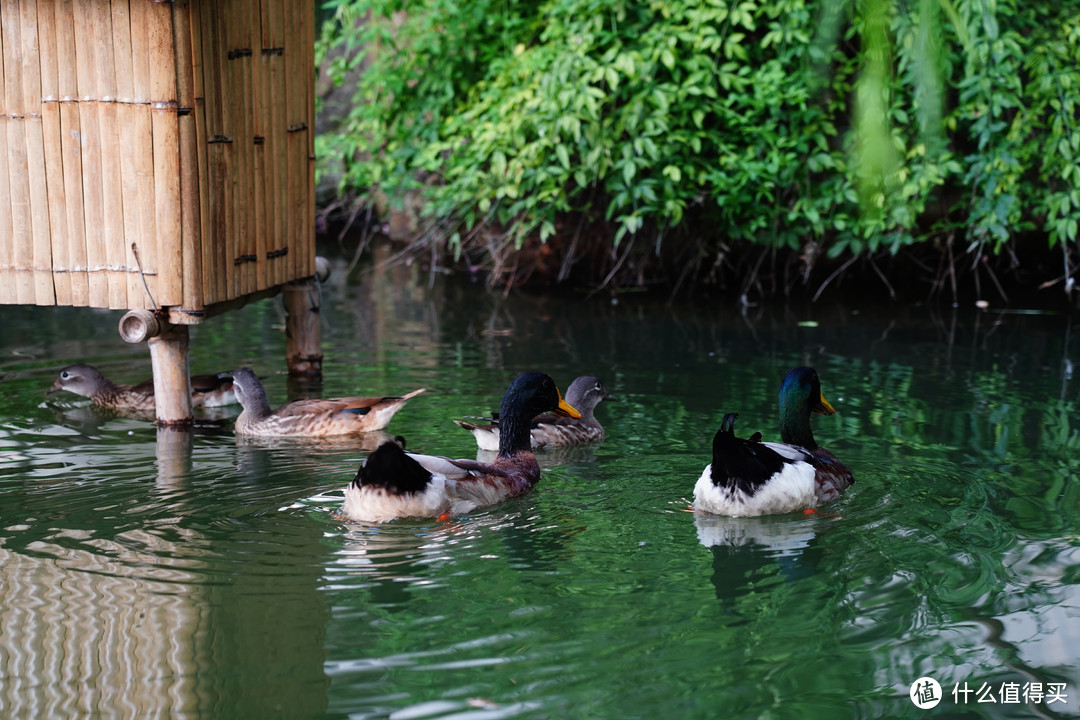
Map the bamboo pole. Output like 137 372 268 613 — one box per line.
0 8 16 303
236 0 255 298
3 1 34 304
223 0 243 299
304 0 315 279
284 0 302 284
200 0 226 304
148 1 183 308
186 0 212 311
265 0 284 288
19 0 55 306
211 1 236 302
111 0 144 308
283 278 322 377
128 0 159 310
172 0 204 315
90 0 127 309
72 0 108 307
55 0 89 305
147 322 193 426
37 0 70 306
250 0 269 292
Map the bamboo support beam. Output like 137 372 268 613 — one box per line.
282 261 327 378
146 320 193 427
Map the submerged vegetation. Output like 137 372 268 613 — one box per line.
317 0 1080 302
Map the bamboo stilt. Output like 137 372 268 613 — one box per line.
283 278 322 377
146 321 193 426
155 425 193 487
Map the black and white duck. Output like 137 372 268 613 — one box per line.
694 367 854 517
342 372 580 523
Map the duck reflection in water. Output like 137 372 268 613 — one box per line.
695 513 826 611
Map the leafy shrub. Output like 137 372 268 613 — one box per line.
318 0 1080 298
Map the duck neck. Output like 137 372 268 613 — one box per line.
94 379 125 404
497 407 534 457
242 385 274 422
779 406 818 450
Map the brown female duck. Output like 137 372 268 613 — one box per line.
47 363 237 411
230 367 424 437
343 372 580 522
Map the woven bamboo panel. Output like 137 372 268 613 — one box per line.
0 0 314 319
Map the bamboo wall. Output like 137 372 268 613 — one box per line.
0 0 315 320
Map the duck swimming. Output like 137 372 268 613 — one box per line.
453 375 613 450
694 367 854 517
342 371 581 523
47 363 237 410
229 367 424 437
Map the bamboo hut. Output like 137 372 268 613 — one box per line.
0 0 318 423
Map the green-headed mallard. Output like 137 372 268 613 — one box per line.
342 372 580 522
230 367 424 437
694 367 854 517
453 375 613 450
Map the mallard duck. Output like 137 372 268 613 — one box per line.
694 367 854 517
47 363 237 410
342 372 581 523
230 367 424 437
453 375 613 450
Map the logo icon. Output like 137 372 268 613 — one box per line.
910 677 942 709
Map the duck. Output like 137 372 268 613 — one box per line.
453 375 613 450
694 366 854 517
47 363 237 411
229 367 424 437
342 371 581 523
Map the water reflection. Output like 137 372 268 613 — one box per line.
0 525 208 716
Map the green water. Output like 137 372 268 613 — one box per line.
1 256 1078 719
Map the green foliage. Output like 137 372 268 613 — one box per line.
318 0 1080 286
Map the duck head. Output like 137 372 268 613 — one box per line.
226 367 272 416
564 376 614 418
497 372 580 455
48 364 109 398
778 366 835 449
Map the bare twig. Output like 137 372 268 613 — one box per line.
869 254 896 299
811 255 858 302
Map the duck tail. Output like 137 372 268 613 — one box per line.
352 439 432 495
